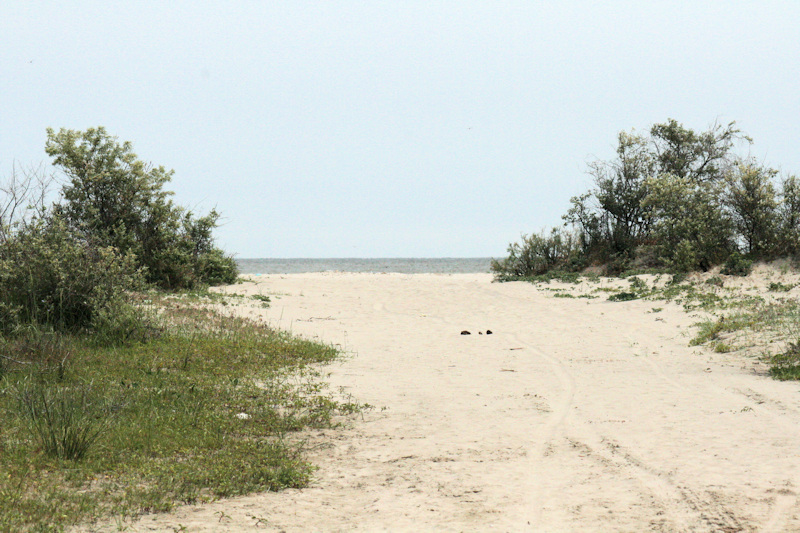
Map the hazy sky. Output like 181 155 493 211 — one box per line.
2 2 799 258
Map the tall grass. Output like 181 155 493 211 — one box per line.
15 381 117 460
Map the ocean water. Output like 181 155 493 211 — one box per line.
236 257 494 275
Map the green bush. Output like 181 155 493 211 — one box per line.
643 174 734 271
725 162 778 257
720 251 752 277
669 240 700 273
45 127 238 289
491 228 580 278
778 174 800 256
0 218 143 335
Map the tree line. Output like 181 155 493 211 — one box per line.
492 119 799 278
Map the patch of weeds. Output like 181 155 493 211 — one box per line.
606 276 653 302
619 268 663 278
165 287 249 308
690 317 730 346
594 287 620 293
577 294 599 299
552 293 575 298
652 280 726 312
608 291 639 302
669 272 688 285
768 282 796 292
650 307 663 313
251 294 272 307
770 341 800 380
713 342 733 353
627 276 648 293
508 270 582 284
690 301 791 349
0 329 75 380
705 276 724 288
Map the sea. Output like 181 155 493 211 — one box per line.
236 258 494 275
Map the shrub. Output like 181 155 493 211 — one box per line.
45 127 238 289
720 251 752 277
669 240 700 273
0 218 143 334
643 174 734 271
725 162 778 257
778 174 800 256
491 228 580 279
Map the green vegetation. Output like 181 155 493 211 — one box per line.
492 118 800 384
607 291 639 302
492 119 799 278
0 302 363 531
45 127 237 290
770 340 800 380
768 281 796 292
0 130 363 531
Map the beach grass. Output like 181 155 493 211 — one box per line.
520 266 800 381
0 292 365 532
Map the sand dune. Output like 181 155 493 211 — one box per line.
93 272 800 532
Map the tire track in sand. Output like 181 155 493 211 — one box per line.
509 333 577 530
492 288 751 531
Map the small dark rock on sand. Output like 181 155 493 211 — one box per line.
461 330 471 335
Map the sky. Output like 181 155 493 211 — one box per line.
2 2 799 258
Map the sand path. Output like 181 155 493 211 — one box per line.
105 273 800 532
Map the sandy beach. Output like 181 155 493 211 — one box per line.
98 272 800 532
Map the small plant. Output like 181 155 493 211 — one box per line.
608 291 639 302
690 318 727 346
770 341 800 380
705 276 724 287
768 282 796 292
251 294 271 307
627 276 647 292
668 272 688 285
713 342 733 353
15 381 118 461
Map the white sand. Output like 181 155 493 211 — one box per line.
87 272 800 532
